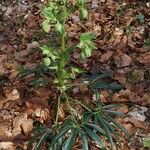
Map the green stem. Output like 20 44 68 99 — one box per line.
58 0 67 86
55 0 67 125
55 96 60 126
66 82 89 88
61 0 66 53
68 97 92 113
63 92 78 124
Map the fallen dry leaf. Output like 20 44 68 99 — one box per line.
114 27 124 36
6 89 20 101
136 52 150 65
124 123 136 136
34 107 50 123
21 119 33 135
129 118 148 130
12 113 33 137
0 124 12 140
100 50 113 63
121 54 132 67
0 142 15 150
128 106 148 122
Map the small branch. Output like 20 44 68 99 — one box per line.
69 97 92 113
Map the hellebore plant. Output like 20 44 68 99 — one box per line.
28 0 129 150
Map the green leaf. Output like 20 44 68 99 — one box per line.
42 20 50 33
49 125 73 149
81 7 88 19
109 83 124 90
144 37 150 47
55 22 62 34
77 0 85 6
80 133 89 150
84 126 106 149
104 115 129 139
86 41 97 49
30 79 48 87
103 110 124 116
98 118 114 149
77 32 96 58
34 130 50 150
27 129 49 150
80 32 95 41
63 129 77 150
143 138 150 148
84 123 107 136
40 45 59 61
92 82 109 89
135 14 145 23
57 137 64 150
44 57 51 66
103 104 119 110
83 112 93 123
88 72 113 83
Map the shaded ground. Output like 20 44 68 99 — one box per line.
0 0 150 149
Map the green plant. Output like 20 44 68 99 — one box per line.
135 13 145 23
27 0 129 149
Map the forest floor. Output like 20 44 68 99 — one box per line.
0 0 150 149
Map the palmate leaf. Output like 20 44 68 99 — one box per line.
49 125 73 150
77 32 96 59
42 20 51 33
83 126 106 149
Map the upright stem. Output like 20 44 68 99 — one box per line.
55 0 67 125
58 0 67 85
61 0 67 53
63 92 78 124
55 96 60 126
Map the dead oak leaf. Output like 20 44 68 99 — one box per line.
121 54 132 67
129 118 148 130
136 52 150 65
34 107 50 123
0 124 12 140
100 50 113 63
6 89 20 101
114 52 131 67
114 27 124 36
12 113 33 137
0 142 15 150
